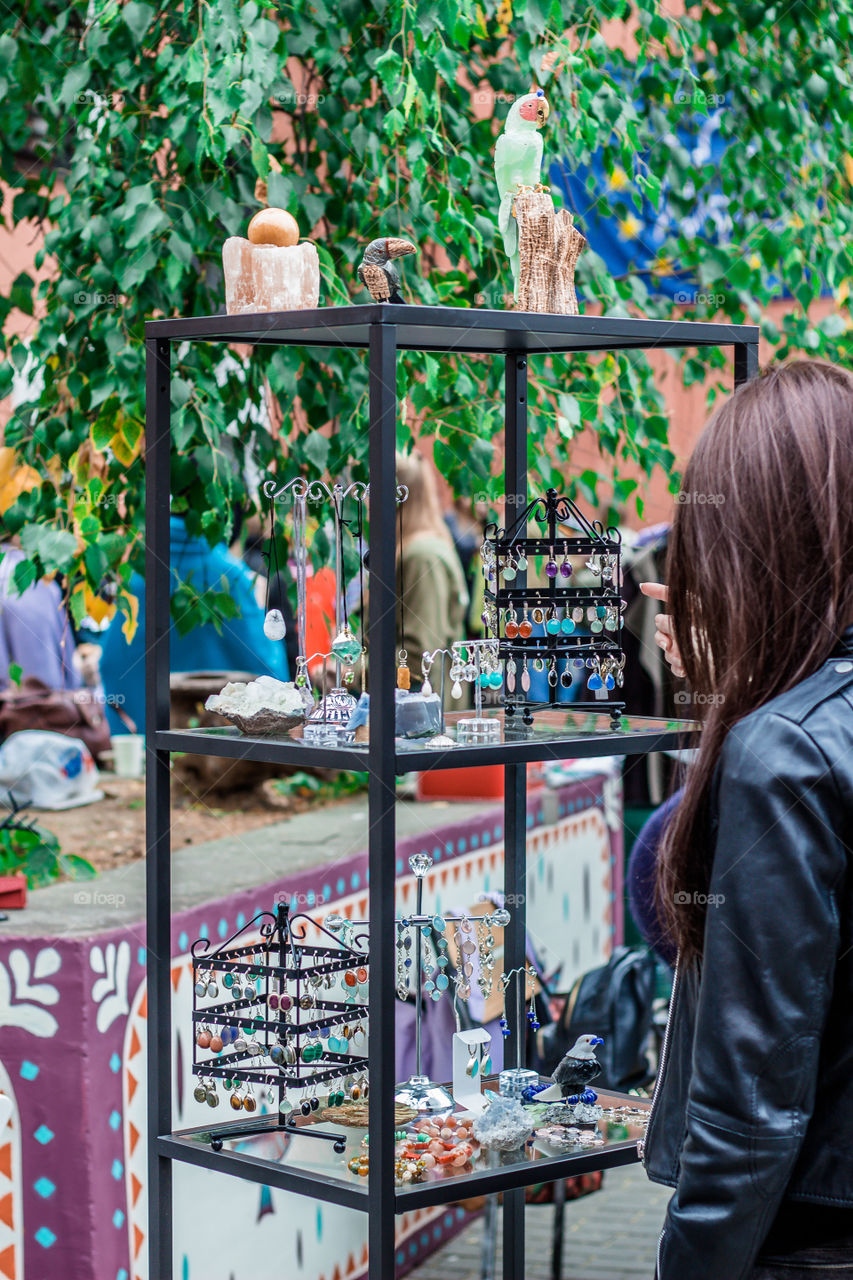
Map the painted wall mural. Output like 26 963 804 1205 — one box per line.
0 771 621 1279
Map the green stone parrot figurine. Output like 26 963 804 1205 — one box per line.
494 89 551 292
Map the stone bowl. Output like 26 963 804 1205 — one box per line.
217 708 304 737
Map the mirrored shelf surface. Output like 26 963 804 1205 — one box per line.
157 711 698 771
162 1089 649 1210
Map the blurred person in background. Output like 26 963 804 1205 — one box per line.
100 516 289 735
396 452 469 701
0 542 81 691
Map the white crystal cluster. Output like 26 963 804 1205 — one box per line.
472 1093 533 1151
205 677 304 718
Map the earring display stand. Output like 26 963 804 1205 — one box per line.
144 303 758 1280
191 900 368 1152
483 487 626 728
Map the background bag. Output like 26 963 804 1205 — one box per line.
0 677 112 762
534 945 656 1091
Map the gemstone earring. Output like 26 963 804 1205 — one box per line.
548 657 558 688
546 608 560 636
521 656 530 693
561 610 575 635
505 608 519 640
397 648 411 690
559 542 572 578
503 553 516 582
526 976 540 1032
498 973 511 1039
421 654 434 697
519 606 532 639
545 547 558 578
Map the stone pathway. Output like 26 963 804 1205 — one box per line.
410 1164 671 1280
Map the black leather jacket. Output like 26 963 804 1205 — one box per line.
643 630 853 1279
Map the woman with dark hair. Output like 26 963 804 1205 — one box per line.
638 360 853 1279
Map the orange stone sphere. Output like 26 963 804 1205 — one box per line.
247 208 300 247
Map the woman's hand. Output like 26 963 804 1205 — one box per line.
639 582 685 679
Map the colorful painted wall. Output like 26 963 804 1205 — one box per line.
0 769 621 1280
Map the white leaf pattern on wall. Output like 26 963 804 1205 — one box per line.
0 947 61 1036
90 941 131 1033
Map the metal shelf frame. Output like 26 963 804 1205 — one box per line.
144 304 759 1280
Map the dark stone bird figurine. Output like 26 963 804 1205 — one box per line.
531 1034 604 1103
357 237 417 303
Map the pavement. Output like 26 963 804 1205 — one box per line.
410 1164 671 1280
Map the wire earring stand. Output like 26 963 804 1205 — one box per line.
191 900 369 1153
482 487 625 728
326 852 511 1114
262 476 408 686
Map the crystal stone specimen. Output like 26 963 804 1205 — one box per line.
222 237 320 314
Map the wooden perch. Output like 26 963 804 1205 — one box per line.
515 190 586 314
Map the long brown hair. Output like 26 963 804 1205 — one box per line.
658 360 853 967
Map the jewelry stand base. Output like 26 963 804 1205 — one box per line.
456 717 502 745
394 1075 454 1113
209 1116 347 1154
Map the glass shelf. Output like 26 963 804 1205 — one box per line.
146 303 759 358
157 711 697 771
161 1089 649 1210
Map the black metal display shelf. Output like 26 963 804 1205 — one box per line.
156 714 698 772
145 303 759 1280
145 302 758 357
158 1088 648 1212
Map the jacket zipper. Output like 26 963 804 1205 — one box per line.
637 953 680 1165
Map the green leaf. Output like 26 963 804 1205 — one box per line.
20 526 79 575
7 663 22 687
59 64 91 108
123 1 155 41
303 430 330 472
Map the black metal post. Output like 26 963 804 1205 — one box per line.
734 340 759 386
145 337 173 1280
503 352 528 1280
367 321 398 1280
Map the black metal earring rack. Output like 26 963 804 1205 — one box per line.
483 488 625 728
191 900 368 1152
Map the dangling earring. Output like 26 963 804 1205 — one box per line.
331 491 363 666
526 968 540 1032
559 541 572 579
505 608 519 640
498 974 511 1039
263 497 287 641
397 648 411 690
545 546 558 578
519 606 532 639
421 654 434 697
521 655 531 693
